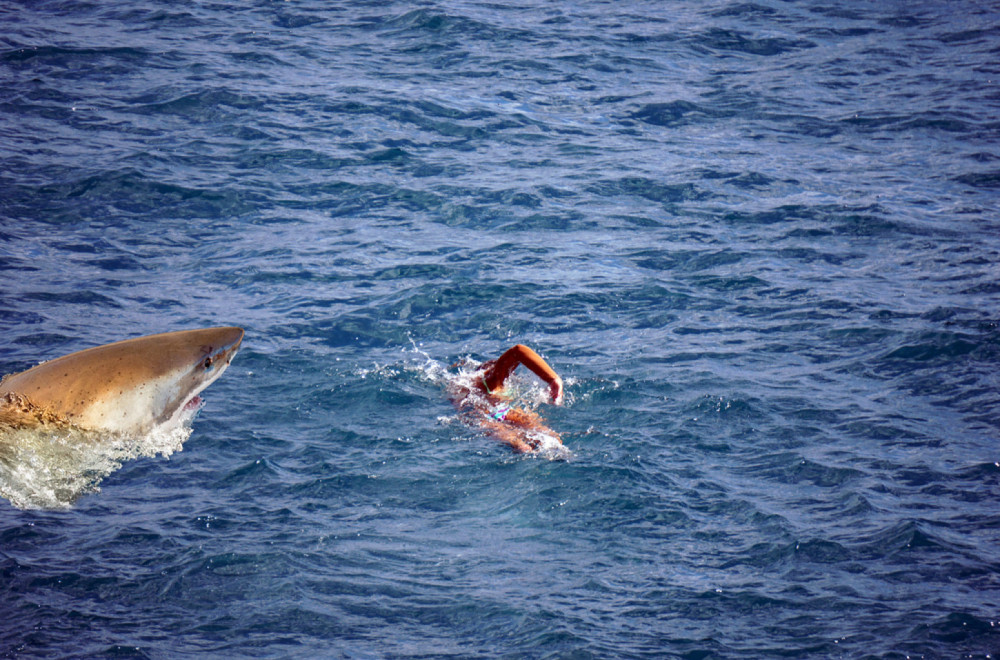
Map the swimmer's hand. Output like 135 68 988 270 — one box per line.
550 375 564 405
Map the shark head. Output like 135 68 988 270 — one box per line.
0 327 244 435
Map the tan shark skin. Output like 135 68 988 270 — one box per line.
0 327 243 435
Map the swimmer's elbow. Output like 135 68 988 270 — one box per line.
511 344 540 362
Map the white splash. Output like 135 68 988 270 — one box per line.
527 429 573 461
0 404 201 510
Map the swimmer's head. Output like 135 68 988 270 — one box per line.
450 357 479 371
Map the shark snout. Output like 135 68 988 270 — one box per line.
207 327 244 377
203 327 244 366
216 327 244 357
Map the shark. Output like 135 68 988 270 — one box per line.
0 327 244 435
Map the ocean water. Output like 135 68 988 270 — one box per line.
2 0 1000 657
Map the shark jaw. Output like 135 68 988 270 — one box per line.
0 327 244 436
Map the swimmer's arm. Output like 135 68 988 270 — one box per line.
550 374 564 406
485 344 563 405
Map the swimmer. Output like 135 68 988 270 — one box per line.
452 344 564 454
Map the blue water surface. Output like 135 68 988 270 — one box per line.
2 0 1000 657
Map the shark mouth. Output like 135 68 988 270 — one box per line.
154 392 208 435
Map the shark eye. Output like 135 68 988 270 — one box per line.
203 357 214 370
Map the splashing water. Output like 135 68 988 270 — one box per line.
0 405 200 510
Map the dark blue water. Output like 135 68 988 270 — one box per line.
3 0 1000 657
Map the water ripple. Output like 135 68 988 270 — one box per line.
2 0 1000 658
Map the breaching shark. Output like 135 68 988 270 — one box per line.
0 327 244 435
